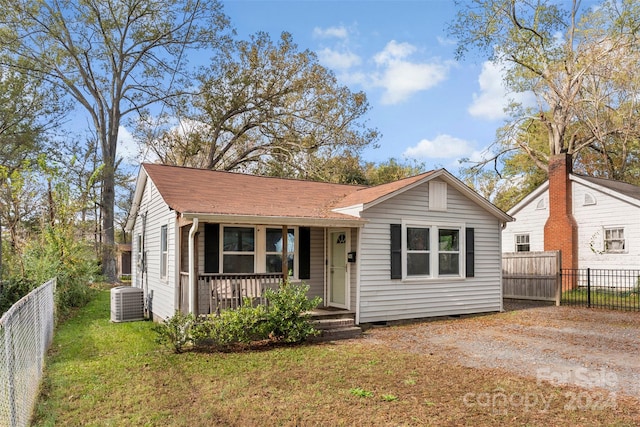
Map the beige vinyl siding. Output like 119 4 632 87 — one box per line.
306 227 325 302
573 182 640 269
130 179 178 321
349 228 358 311
358 178 503 323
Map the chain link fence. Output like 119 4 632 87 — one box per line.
0 278 56 427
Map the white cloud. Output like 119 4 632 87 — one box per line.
371 41 450 105
317 48 361 70
313 26 348 39
437 36 456 46
403 134 475 159
468 61 536 120
117 126 139 162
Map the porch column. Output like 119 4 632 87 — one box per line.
188 218 199 314
282 225 288 280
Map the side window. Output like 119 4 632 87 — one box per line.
604 228 625 253
515 234 530 252
160 225 168 279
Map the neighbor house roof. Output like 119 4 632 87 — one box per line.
576 175 640 202
507 173 640 216
126 163 512 231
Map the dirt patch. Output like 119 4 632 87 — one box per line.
359 304 640 398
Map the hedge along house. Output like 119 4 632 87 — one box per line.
125 164 513 324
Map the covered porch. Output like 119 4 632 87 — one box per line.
176 219 360 318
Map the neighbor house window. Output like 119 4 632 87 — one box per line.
438 229 460 275
160 225 168 279
223 226 255 273
266 228 295 277
604 228 625 253
515 234 530 252
407 227 430 276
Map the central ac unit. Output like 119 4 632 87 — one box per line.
110 286 144 322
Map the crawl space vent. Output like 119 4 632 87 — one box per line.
110 286 144 322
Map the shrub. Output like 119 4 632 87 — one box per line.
161 281 322 352
152 311 196 353
196 299 270 349
0 277 37 314
263 281 322 343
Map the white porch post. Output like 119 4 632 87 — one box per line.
188 218 199 314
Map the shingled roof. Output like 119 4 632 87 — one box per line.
126 164 511 230
142 163 366 220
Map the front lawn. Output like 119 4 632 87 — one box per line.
32 291 640 426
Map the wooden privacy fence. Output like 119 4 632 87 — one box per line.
502 251 561 304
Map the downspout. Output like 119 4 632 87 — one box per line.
189 218 199 314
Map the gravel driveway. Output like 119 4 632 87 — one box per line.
359 301 640 398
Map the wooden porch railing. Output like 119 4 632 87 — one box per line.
179 272 285 315
205 273 284 314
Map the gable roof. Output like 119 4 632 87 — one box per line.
507 174 640 216
576 175 640 202
126 164 512 231
140 163 364 221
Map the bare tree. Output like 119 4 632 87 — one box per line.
451 0 640 174
0 0 232 280
140 32 379 176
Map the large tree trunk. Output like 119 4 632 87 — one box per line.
101 163 117 282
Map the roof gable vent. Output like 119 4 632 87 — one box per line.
583 192 597 206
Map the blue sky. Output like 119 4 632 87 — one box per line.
220 0 516 174
116 0 526 175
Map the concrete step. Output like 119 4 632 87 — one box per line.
310 326 362 342
312 317 356 330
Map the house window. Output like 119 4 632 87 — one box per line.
223 226 255 273
402 224 464 278
407 227 430 276
160 225 168 279
136 234 143 271
515 234 530 252
266 228 295 277
438 229 460 275
604 228 625 253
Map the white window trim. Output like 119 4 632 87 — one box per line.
603 227 626 254
219 225 300 277
401 221 465 281
160 225 168 280
264 226 298 279
515 233 530 252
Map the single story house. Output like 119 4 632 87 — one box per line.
502 154 640 270
125 163 512 324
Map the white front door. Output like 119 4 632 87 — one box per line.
329 230 348 308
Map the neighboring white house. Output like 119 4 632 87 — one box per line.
125 164 512 324
502 173 640 270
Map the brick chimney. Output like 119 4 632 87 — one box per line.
544 153 578 272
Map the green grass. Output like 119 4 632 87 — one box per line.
32 290 640 426
562 288 640 310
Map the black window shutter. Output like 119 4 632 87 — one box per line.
390 224 402 279
465 227 475 278
299 227 311 280
204 223 220 273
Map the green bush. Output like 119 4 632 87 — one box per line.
0 277 37 314
152 310 196 353
264 281 322 343
158 281 322 352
